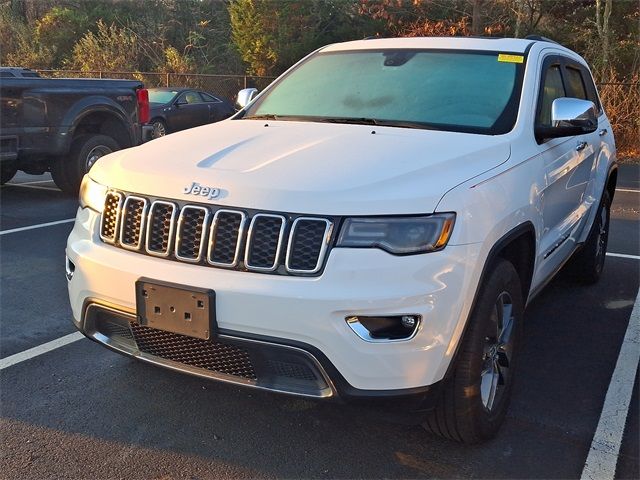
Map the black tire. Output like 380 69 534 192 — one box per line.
565 191 611 284
54 134 119 195
423 259 524 443
150 118 167 139
0 161 18 185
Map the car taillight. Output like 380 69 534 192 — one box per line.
137 88 150 124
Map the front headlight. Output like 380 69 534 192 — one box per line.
79 175 108 213
336 214 455 255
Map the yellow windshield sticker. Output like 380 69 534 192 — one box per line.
498 54 524 63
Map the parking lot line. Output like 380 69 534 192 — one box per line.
615 188 639 193
606 252 640 260
3 183 59 191
0 332 84 370
0 218 75 236
581 287 640 480
7 180 56 185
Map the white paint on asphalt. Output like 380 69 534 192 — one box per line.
0 332 84 370
0 218 75 236
615 188 639 193
581 287 640 480
4 183 59 191
8 180 56 185
606 252 640 260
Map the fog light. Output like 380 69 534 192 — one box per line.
401 315 417 329
65 256 75 281
346 314 421 342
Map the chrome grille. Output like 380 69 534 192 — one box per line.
286 218 332 273
208 210 246 267
245 214 286 271
146 201 176 256
175 206 209 262
119 196 148 249
100 192 334 276
99 191 123 243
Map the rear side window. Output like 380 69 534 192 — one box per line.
537 65 565 127
201 92 222 103
0 71 16 77
580 68 602 114
565 67 587 100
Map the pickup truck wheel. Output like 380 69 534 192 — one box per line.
0 161 18 185
423 259 523 443
566 191 611 284
150 119 167 139
58 134 119 195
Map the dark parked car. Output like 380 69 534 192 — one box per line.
148 88 235 139
0 67 41 78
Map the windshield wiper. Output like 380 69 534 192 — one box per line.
242 114 280 120
315 117 380 126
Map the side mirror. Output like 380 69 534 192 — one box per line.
174 99 187 107
236 88 258 109
535 97 598 140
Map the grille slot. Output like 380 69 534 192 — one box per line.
286 218 332 273
130 323 257 380
146 201 177 256
175 206 209 262
245 214 286 271
207 210 246 267
119 196 148 249
100 191 123 243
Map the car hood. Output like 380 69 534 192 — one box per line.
90 120 511 215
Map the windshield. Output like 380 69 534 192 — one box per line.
149 90 179 104
243 50 525 134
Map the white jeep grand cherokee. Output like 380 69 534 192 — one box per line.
67 36 617 443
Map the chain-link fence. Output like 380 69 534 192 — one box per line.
36 70 276 103
36 69 639 157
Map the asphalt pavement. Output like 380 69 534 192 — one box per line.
1 166 638 479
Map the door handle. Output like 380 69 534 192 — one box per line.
576 141 587 151
599 128 608 136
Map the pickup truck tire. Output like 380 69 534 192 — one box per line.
566 191 611 284
423 259 523 443
0 161 18 185
53 134 119 195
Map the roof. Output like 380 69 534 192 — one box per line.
321 36 538 53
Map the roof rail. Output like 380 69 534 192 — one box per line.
525 35 559 44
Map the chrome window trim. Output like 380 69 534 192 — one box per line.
174 205 210 263
119 195 149 251
145 200 178 257
244 213 287 272
99 191 124 244
206 209 247 268
285 217 333 274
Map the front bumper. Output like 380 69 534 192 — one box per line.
67 207 483 397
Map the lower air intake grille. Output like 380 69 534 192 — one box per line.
130 323 257 380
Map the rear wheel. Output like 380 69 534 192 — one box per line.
53 134 119 195
423 259 524 443
566 191 611 284
0 161 18 185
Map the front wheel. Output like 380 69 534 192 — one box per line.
423 259 524 443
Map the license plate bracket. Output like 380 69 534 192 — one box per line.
135 278 216 340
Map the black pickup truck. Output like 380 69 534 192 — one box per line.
0 76 151 194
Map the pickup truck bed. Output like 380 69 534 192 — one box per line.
0 77 151 193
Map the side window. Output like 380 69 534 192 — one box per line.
580 67 602 114
536 64 565 127
201 92 222 103
178 92 202 104
565 67 587 100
